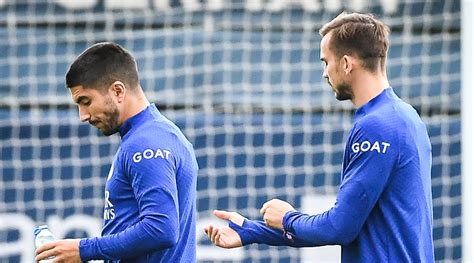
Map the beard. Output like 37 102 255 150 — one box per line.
333 81 353 101
92 96 120 136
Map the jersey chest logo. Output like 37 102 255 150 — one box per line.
132 148 172 163
351 140 391 154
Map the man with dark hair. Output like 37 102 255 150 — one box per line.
205 12 435 262
35 42 198 262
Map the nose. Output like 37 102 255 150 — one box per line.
78 106 91 122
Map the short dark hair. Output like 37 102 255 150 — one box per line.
65 42 139 91
319 12 390 72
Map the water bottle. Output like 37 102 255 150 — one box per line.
34 225 55 262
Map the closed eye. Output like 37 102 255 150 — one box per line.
320 58 327 66
76 96 91 106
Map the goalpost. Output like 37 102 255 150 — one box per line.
0 0 464 262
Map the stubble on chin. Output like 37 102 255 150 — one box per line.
334 82 353 101
99 99 121 136
101 113 120 136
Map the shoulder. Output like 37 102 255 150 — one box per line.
126 118 182 146
353 118 394 143
359 103 403 128
358 98 424 137
357 98 417 138
120 123 179 165
350 110 402 155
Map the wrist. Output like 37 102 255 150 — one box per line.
79 237 97 261
229 219 253 245
283 210 300 233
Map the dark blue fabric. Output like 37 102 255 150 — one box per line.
79 104 198 262
235 88 434 262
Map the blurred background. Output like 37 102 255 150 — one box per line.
0 0 464 262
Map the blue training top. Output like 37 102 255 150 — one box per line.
79 104 198 262
230 88 434 262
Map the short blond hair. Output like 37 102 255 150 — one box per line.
320 12 390 72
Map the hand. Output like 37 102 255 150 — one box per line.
204 210 245 248
260 199 296 230
35 239 81 263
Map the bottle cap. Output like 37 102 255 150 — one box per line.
33 225 49 236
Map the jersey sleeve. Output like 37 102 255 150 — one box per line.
228 219 322 247
79 135 180 261
283 120 399 245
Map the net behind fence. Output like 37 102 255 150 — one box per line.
0 0 461 262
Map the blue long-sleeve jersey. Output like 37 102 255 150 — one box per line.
231 88 434 262
79 104 198 262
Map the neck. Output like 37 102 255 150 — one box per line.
351 70 390 108
119 88 150 125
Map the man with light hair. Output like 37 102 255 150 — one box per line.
205 12 435 262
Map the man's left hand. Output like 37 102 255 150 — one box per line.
260 199 296 230
35 239 81 263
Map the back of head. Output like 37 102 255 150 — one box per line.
319 12 390 72
66 42 139 91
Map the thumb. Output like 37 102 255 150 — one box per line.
213 210 232 220
213 210 245 226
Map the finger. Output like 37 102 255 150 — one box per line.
211 226 220 244
260 200 272 215
231 213 245 227
209 226 216 243
214 210 245 226
206 225 214 241
35 241 56 254
263 211 275 228
35 248 56 262
214 231 222 246
263 212 270 226
213 210 231 220
204 225 211 236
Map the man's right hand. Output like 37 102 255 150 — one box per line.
204 210 245 248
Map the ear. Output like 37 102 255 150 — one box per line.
342 55 354 75
109 81 126 103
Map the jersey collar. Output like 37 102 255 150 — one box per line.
354 87 395 121
118 103 158 137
